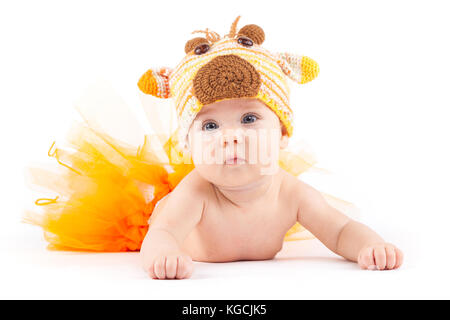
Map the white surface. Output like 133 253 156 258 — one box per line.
1 0 449 299
0 222 430 300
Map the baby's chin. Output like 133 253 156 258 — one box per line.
195 163 277 187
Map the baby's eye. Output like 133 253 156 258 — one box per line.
241 114 258 124
202 121 219 131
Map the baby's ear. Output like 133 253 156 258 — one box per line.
137 67 173 98
275 52 319 84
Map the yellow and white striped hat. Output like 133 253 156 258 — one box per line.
138 16 319 147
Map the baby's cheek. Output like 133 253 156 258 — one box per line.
254 137 280 163
203 140 219 164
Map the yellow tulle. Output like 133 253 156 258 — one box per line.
23 81 358 251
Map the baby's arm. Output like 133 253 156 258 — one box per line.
140 172 205 279
295 180 403 270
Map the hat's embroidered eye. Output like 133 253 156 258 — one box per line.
195 43 210 55
237 24 265 45
185 37 210 54
237 36 253 47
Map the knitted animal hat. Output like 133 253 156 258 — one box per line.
138 16 319 148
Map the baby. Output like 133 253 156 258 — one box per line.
137 17 403 279
139 97 403 279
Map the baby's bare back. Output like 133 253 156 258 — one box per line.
148 169 299 262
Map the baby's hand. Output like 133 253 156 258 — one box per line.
358 243 403 270
147 253 194 280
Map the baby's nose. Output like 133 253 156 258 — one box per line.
221 129 244 146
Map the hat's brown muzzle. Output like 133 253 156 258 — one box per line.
193 54 261 106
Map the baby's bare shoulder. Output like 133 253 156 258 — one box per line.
149 169 209 228
278 169 328 214
168 168 212 203
276 169 305 212
279 168 322 199
176 168 210 191
278 168 302 196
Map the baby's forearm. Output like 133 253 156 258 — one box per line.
335 220 384 262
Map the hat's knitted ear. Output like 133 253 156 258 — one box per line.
276 53 319 84
137 67 172 98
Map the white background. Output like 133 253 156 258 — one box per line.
1 0 449 299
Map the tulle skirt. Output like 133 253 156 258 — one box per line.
23 81 358 252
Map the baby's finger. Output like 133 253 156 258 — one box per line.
176 255 193 279
385 246 396 269
358 247 375 269
394 248 404 269
153 256 166 279
185 256 194 278
165 256 178 279
374 246 387 270
175 256 188 279
147 262 157 279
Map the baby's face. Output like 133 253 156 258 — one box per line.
187 98 288 187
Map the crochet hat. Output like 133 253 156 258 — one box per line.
137 16 319 148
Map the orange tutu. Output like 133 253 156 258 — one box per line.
23 81 357 252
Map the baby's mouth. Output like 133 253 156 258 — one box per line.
224 156 246 165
